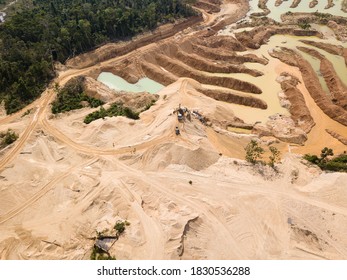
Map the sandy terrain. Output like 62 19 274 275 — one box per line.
0 0 346 260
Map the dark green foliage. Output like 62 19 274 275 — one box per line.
51 77 104 114
268 146 281 168
304 148 347 172
90 245 116 260
244 140 264 164
303 154 320 164
0 0 197 114
114 221 126 234
84 103 140 124
0 129 18 149
21 108 32 117
144 99 156 111
298 21 311 30
320 147 334 161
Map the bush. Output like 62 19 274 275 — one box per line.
303 148 347 173
51 77 104 114
114 221 126 234
90 245 116 260
0 129 19 149
303 154 320 164
268 146 280 168
84 103 139 124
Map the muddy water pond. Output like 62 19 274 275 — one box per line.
248 0 347 22
212 32 347 123
97 72 164 94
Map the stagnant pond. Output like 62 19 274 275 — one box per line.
248 0 347 22
97 72 164 94
213 30 347 123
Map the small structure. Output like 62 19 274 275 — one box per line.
177 112 183 121
175 126 180 135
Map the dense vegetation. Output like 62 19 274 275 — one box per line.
304 147 347 172
51 76 104 114
0 129 18 149
84 103 140 124
0 0 197 114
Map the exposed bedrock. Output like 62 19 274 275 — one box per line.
276 73 315 134
297 47 347 110
198 88 268 109
148 53 262 94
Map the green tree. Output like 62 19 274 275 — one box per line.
244 140 264 164
268 146 280 168
320 147 333 162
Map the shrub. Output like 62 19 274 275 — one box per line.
90 245 116 260
320 147 333 162
51 77 104 114
268 146 280 168
303 154 320 164
303 148 347 173
114 221 126 234
0 129 19 149
84 103 139 124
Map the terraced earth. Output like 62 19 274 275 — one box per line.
0 0 346 260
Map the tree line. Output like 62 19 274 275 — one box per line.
0 0 197 114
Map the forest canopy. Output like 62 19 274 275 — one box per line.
0 0 197 114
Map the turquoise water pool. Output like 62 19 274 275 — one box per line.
97 72 164 94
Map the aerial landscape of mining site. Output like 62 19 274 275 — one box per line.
0 0 346 260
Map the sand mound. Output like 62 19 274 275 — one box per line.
139 143 220 171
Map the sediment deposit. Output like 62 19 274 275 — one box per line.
1 0 347 261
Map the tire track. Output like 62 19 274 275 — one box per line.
0 157 98 225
